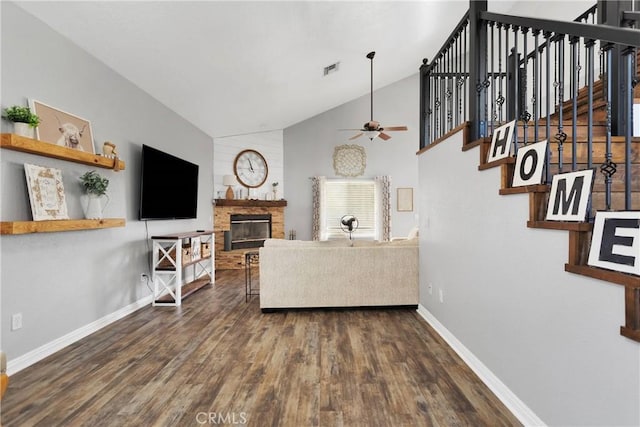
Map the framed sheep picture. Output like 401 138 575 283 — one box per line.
29 99 95 154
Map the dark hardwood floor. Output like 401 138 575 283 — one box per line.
1 270 521 426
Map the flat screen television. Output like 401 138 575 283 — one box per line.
139 144 199 220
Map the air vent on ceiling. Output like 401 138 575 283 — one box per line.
323 62 340 76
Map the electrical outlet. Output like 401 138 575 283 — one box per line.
12 313 22 331
428 283 433 295
439 289 444 303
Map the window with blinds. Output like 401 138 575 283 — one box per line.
322 179 377 240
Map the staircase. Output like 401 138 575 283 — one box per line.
454 55 640 342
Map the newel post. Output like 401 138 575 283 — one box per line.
468 0 488 141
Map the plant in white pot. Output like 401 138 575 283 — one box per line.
79 170 109 219
2 105 40 138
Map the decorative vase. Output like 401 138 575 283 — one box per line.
272 189 278 200
13 122 34 139
82 194 109 219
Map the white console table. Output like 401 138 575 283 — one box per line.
151 230 214 307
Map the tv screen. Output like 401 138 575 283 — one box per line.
139 144 199 220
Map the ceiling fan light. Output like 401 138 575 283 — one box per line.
363 130 380 140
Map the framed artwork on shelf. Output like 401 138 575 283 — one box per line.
24 163 69 221
191 236 202 261
29 99 95 153
397 187 413 212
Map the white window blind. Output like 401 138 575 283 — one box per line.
321 179 377 240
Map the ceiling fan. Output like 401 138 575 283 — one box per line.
342 51 408 141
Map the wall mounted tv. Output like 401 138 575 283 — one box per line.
139 144 199 220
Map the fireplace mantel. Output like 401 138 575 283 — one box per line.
214 199 287 208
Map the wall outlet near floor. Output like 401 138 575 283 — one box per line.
438 289 444 303
12 312 23 330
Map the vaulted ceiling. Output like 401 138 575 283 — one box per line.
15 1 582 138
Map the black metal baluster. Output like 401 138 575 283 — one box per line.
435 59 441 139
512 25 519 154
490 22 496 134
497 23 505 124
586 39 595 170
447 43 453 132
570 36 579 171
544 31 552 183
600 44 616 211
533 29 540 143
623 48 635 210
521 27 530 146
556 35 566 173
463 24 467 125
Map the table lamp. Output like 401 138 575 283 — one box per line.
223 175 237 199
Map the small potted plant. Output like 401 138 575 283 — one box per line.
79 171 110 219
272 182 279 200
2 105 40 138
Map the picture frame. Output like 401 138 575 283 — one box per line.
29 99 95 154
24 163 69 221
191 236 202 261
397 187 413 212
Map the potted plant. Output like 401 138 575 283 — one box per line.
2 105 40 138
79 171 109 219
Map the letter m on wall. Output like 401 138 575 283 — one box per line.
545 169 594 222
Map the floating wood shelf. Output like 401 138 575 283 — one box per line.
0 218 126 235
1 133 125 171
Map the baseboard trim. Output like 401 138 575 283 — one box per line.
7 295 153 375
416 304 546 427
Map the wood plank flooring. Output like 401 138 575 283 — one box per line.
1 270 521 426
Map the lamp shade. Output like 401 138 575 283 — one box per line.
222 175 237 186
363 130 380 140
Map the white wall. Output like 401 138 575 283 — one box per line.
213 130 284 200
284 74 420 241
1 3 214 364
418 130 640 426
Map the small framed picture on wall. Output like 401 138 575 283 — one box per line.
397 187 413 212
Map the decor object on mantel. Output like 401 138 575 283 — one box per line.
339 52 408 141
79 170 109 219
24 163 69 221
223 174 237 199
272 182 279 200
333 144 366 177
2 105 40 138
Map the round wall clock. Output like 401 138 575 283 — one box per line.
233 149 268 188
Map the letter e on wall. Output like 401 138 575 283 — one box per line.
588 211 640 276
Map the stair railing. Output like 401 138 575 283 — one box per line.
420 0 639 213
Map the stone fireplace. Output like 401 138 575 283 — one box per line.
213 199 286 270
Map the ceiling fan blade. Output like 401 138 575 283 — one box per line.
349 132 364 140
338 128 364 131
378 132 391 141
383 126 408 131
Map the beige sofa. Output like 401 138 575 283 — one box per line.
259 238 418 310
